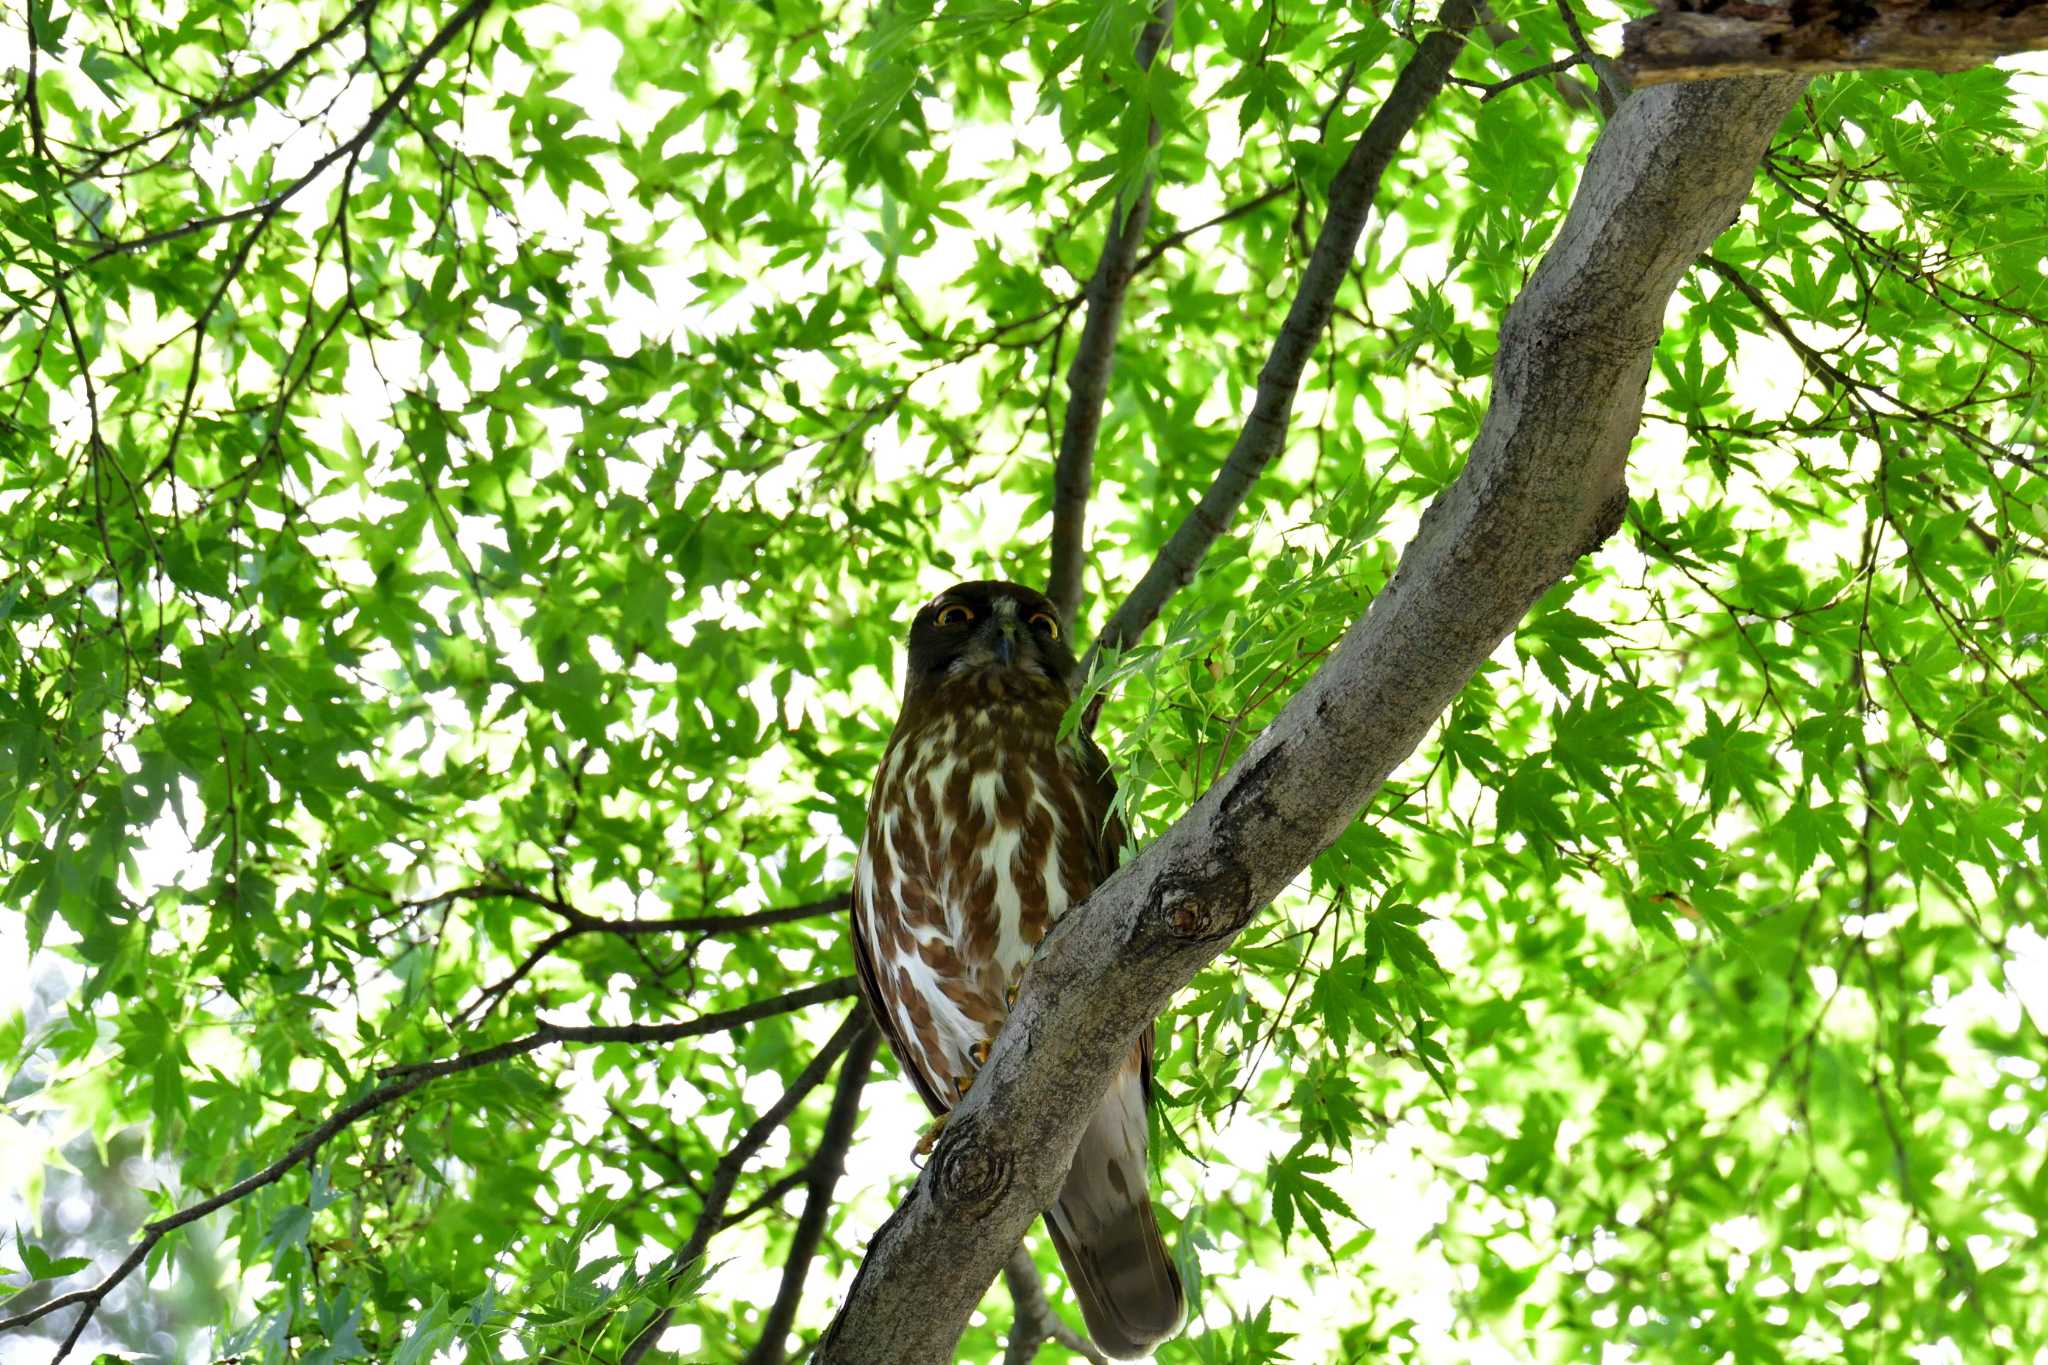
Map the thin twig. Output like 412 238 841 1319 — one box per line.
441 887 850 1025
1476 54 1585 101
73 0 492 269
0 979 850 1354
1554 0 1622 115
1128 184 1290 276
61 0 381 188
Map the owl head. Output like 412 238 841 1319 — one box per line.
902 580 1078 697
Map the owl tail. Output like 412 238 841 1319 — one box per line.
1043 1049 1185 1360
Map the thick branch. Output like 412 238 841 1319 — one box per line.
741 1021 883 1365
1085 0 1481 670
1621 0 2048 85
1045 1 1175 630
0 978 848 1357
818 73 1805 1365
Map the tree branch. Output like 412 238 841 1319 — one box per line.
1698 253 1854 392
621 1008 871 1365
1475 0 1599 111
1622 0 2048 86
61 0 381 189
1127 184 1291 277
740 1020 883 1365
1000 1248 1108 1365
378 978 857 1086
0 979 851 1357
1045 0 1176 631
1084 0 1482 673
76 0 492 267
417 884 848 1025
817 72 1806 1365
1556 0 1626 115
400 881 847 936
1474 55 1588 103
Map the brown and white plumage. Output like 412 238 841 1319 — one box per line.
852 580 1184 1360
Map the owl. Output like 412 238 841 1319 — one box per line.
852 579 1184 1359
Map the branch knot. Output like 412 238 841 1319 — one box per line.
929 1112 1015 1217
1155 867 1255 944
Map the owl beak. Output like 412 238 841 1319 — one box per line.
987 617 1019 667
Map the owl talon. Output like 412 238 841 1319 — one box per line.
914 1112 950 1159
954 1074 974 1099
1004 980 1020 1010
969 1039 992 1068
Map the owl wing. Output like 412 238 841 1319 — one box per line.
850 868 952 1118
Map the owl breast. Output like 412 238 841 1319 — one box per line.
854 692 1106 1105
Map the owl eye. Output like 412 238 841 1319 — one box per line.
934 603 975 628
1027 611 1060 639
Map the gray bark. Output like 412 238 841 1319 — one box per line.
817 73 1805 1365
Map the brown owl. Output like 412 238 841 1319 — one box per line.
851 579 1184 1358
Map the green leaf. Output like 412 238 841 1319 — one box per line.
391 1295 455 1365
15 1238 91 1282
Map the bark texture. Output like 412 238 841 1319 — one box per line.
1622 0 2048 85
817 73 1805 1365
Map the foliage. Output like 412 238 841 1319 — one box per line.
2 0 2046 1360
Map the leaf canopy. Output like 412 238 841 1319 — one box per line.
3 0 2046 1361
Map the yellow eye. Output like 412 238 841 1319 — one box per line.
1028 611 1060 639
934 603 974 628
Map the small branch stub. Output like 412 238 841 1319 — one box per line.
1621 0 2048 85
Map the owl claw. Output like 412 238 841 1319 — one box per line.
969 1039 992 1068
913 1112 949 1159
1004 980 1020 1010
